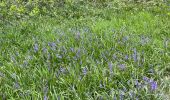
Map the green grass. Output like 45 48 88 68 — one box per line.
0 8 170 100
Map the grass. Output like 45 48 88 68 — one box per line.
0 7 170 100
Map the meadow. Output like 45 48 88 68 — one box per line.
0 0 170 100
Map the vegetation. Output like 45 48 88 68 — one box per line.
0 0 170 99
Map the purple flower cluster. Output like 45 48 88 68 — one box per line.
150 80 157 91
143 76 157 91
48 42 56 51
118 64 126 70
134 80 142 89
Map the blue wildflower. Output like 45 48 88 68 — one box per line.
129 90 134 98
70 47 74 52
48 42 56 51
143 77 158 91
148 69 154 74
11 56 16 63
108 62 113 74
118 64 126 70
42 47 47 53
76 49 81 58
133 48 137 62
122 36 129 42
127 80 131 85
99 83 103 88
57 95 60 100
23 60 28 67
125 55 129 60
44 95 47 100
119 90 125 100
135 80 142 89
34 43 39 53
59 67 66 74
82 67 88 75
143 76 150 82
75 32 81 40
14 82 20 89
56 54 62 59
47 53 51 60
43 84 48 100
140 36 149 45
113 54 117 60
150 80 157 91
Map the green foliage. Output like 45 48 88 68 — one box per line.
0 0 170 99
0 0 169 21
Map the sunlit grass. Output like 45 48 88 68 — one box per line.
0 9 170 100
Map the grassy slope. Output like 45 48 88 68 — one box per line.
0 8 170 99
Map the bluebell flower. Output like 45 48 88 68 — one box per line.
43 84 48 100
113 54 117 60
57 95 60 100
47 53 51 60
150 80 157 91
127 80 131 85
76 49 81 58
82 67 88 75
143 76 150 82
108 62 113 74
11 56 16 63
122 36 129 42
143 77 158 91
56 54 62 59
44 95 48 100
75 32 81 40
48 42 56 51
119 90 125 100
42 47 47 53
80 60 82 65
14 82 20 89
99 83 103 88
125 55 129 60
118 64 126 70
129 90 134 98
141 51 145 64
60 67 66 74
70 47 74 52
23 60 28 67
34 43 39 53
135 80 142 89
133 48 137 62
140 35 150 45
113 94 117 100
